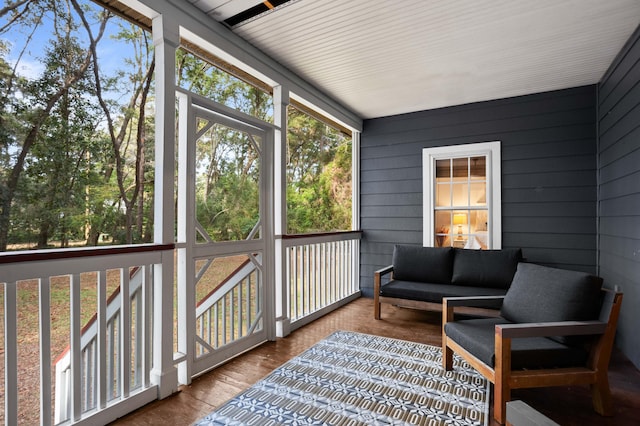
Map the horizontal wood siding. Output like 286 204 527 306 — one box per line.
598 24 640 369
360 86 598 297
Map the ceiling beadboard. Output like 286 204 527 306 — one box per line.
185 0 640 119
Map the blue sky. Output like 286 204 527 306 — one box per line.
1 0 143 87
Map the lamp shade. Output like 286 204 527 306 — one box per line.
453 213 467 225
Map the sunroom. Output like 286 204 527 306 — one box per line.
1 0 640 425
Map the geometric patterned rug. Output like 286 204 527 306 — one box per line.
194 331 489 425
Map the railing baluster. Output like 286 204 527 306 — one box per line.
98 270 107 409
238 278 244 337
38 277 52 426
71 273 82 421
222 296 227 346
288 247 300 318
120 268 131 399
144 264 152 388
4 281 18 425
311 244 316 313
213 304 219 349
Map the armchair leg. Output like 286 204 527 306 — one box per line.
494 332 512 425
591 376 613 416
374 294 381 319
442 342 453 370
493 384 510 425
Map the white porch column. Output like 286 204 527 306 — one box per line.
150 14 179 399
273 85 291 337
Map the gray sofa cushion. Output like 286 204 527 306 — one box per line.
501 263 603 324
380 280 506 305
444 318 589 369
451 248 522 289
392 245 454 284
500 263 603 345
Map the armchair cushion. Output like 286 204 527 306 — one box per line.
500 263 603 344
451 248 522 289
391 245 453 284
444 318 589 369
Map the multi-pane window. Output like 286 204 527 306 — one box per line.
434 156 488 249
423 142 501 249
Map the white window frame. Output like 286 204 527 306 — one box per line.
422 141 502 248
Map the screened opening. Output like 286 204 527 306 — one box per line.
0 0 155 251
175 46 273 123
286 104 352 234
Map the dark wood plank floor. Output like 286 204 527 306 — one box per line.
112 297 640 425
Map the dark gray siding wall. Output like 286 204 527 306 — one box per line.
360 86 598 297
598 25 640 368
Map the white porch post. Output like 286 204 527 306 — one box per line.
150 14 179 399
273 85 291 338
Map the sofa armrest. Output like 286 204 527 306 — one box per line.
373 265 394 319
374 264 394 278
374 265 394 293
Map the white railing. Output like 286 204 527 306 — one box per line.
282 231 361 332
0 244 172 426
194 254 263 356
54 266 146 423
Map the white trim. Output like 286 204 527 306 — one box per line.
422 141 502 249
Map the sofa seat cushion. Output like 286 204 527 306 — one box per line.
451 248 523 289
444 318 589 369
392 245 454 284
380 280 506 305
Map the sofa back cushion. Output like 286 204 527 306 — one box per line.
392 245 454 284
501 262 603 330
451 248 522 289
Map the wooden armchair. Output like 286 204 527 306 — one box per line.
442 263 623 424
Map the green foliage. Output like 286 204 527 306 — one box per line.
286 107 352 234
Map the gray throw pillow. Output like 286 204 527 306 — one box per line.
451 248 522 289
501 263 603 335
392 245 454 284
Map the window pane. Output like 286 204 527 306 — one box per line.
452 157 468 177
436 182 452 207
470 156 486 180
434 211 452 248
452 183 469 206
470 182 487 206
435 159 450 178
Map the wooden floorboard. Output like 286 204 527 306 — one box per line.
111 297 640 425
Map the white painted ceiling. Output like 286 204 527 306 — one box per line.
187 0 640 119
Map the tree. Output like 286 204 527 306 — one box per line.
0 0 109 250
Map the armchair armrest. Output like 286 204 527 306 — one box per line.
443 295 505 329
374 265 394 277
496 321 607 339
